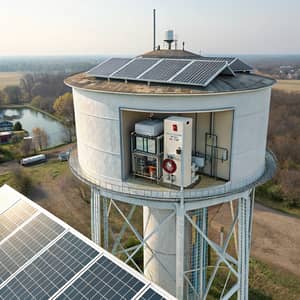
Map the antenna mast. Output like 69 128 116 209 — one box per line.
153 9 156 51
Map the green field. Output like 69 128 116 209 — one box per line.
274 80 300 92
0 72 23 89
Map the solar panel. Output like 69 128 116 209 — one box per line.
140 288 166 300
111 58 159 79
86 58 132 77
229 58 253 72
171 60 227 86
0 200 36 240
0 213 64 283
0 232 99 299
0 185 175 299
56 255 145 300
140 59 190 81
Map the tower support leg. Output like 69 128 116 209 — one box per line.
103 197 109 250
91 187 101 246
199 207 208 299
238 196 251 300
176 202 185 300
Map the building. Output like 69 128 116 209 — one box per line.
0 131 12 144
65 32 276 299
0 120 13 132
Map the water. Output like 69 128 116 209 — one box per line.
0 108 67 147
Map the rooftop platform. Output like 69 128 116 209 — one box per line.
69 148 277 206
65 72 275 95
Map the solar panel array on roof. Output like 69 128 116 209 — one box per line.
170 60 227 86
140 59 190 81
0 185 174 300
86 58 132 77
87 57 234 87
197 56 252 72
112 58 158 79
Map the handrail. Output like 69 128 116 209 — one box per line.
69 148 277 202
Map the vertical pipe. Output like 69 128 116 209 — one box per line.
176 202 185 299
176 137 186 299
199 207 208 299
238 196 251 300
91 187 101 246
103 197 109 250
153 9 156 51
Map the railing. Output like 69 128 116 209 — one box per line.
69 148 277 202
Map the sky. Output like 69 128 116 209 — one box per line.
0 0 299 56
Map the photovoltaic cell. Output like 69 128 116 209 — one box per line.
0 213 64 283
111 58 159 79
140 288 166 300
229 58 253 72
57 255 145 300
0 232 99 299
86 58 132 77
171 61 227 86
140 59 190 81
0 201 36 240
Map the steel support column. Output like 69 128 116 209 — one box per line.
238 196 251 300
176 202 185 299
103 197 109 250
91 187 101 246
199 207 208 299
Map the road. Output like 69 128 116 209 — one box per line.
210 201 300 277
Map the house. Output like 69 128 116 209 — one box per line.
0 120 13 132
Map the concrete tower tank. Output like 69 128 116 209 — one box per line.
65 49 276 300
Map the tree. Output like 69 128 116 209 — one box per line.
13 121 22 131
20 138 33 156
53 92 75 141
32 127 49 151
3 85 22 104
53 92 74 123
0 90 5 105
20 73 34 101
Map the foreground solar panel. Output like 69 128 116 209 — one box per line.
86 57 235 87
0 185 174 300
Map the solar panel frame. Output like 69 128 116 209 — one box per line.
111 58 160 79
0 185 175 300
170 60 228 87
139 288 167 300
0 213 65 284
140 59 191 82
86 58 132 77
56 255 146 300
0 200 37 241
0 232 99 299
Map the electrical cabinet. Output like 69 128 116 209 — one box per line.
163 116 198 187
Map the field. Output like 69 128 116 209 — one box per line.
0 157 300 299
0 71 23 89
274 80 300 92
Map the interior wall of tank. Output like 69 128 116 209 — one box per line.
143 206 191 297
72 86 271 185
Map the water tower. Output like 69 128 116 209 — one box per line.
65 41 276 299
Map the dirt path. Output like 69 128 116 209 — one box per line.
252 203 300 276
210 201 300 277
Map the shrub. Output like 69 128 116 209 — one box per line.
13 121 22 131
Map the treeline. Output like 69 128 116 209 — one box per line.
0 56 103 73
0 72 70 106
261 89 300 207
